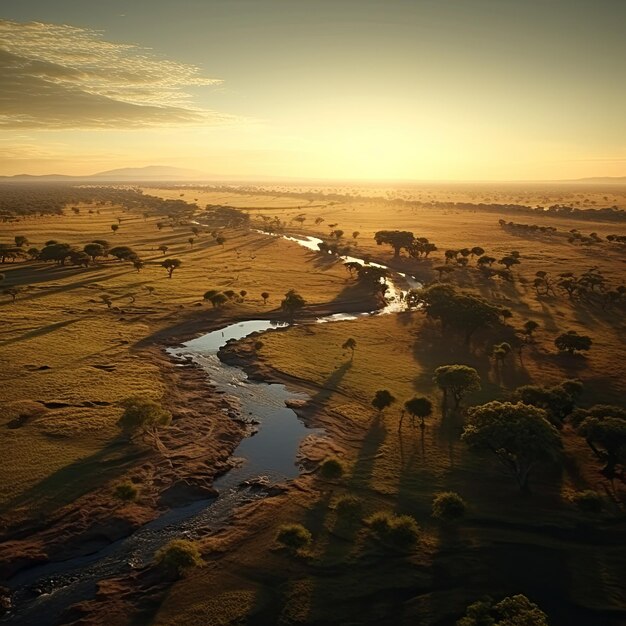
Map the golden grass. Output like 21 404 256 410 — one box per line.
0 204 352 514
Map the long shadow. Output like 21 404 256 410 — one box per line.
0 438 146 518
0 318 79 347
308 360 353 406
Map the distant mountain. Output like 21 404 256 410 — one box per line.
569 176 626 183
0 165 211 182
91 165 209 180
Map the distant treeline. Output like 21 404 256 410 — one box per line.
0 185 198 220
157 184 626 223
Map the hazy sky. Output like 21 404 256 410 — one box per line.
1 0 624 180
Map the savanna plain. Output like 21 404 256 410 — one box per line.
0 181 625 626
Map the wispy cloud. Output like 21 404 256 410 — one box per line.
0 20 231 129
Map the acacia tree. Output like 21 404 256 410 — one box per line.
374 230 414 257
433 365 481 412
573 406 626 479
372 389 396 415
84 243 106 262
117 396 172 449
161 258 181 278
555 330 592 354
402 396 433 430
462 401 562 493
158 244 169 256
280 289 306 322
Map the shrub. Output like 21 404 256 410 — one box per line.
366 511 420 551
276 524 312 553
319 457 346 481
334 495 363 520
155 539 203 577
114 481 138 502
432 491 467 521
571 490 603 513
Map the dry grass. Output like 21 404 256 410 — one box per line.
0 204 352 514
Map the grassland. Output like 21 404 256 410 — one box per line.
147 185 625 626
1 184 625 625
0 201 360 546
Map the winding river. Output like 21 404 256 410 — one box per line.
2 233 419 625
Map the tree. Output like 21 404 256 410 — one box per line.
412 284 503 344
477 255 496 267
462 401 561 493
155 539 203 578
84 243 106 262
491 341 511 367
69 251 90 268
109 246 136 261
111 224 119 234
470 246 485 258
319 457 345 481
433 365 481 411
188 237 195 248
3 286 20 303
117 396 172 447
342 337 357 360
215 235 226 248
372 389 396 414
27 247 40 260
498 256 520 270
207 292 228 308
522 320 539 341
161 258 181 278
14 236 28 247
158 244 169 256
261 291 270 304
374 230 414 257
133 258 144 272
280 289 306 321
433 265 455 281
352 231 360 240
457 594 548 626
554 330 592 354
516 380 582 425
575 407 626 479
403 396 433 429
39 242 73 265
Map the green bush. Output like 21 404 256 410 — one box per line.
276 524 312 553
155 539 203 577
334 495 363 520
571 490 603 513
113 481 138 502
432 491 467 521
319 457 346 481
366 511 420 551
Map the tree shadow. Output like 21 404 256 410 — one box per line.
0 318 79 347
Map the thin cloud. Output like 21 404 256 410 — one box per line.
0 20 231 129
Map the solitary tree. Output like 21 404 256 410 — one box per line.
374 230 414 257
117 396 172 448
158 244 169 256
111 224 119 234
522 320 539 341
261 291 270 304
215 235 226 248
342 337 357 360
433 365 481 411
280 289 306 322
402 396 433 429
14 236 29 247
462 401 561 493
3 286 20 303
161 258 181 278
372 389 396 415
555 330 592 355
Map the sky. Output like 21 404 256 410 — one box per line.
0 0 624 181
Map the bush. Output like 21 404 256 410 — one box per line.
155 539 203 577
432 491 467 521
113 481 138 502
571 490 603 513
319 457 346 481
276 524 312 553
334 495 363 520
365 511 420 551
